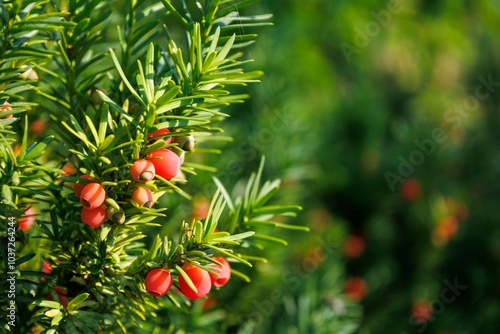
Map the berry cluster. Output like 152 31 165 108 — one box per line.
145 257 231 300
71 128 192 229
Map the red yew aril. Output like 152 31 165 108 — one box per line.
400 178 421 201
80 183 106 209
130 159 156 182
132 187 154 208
73 174 96 197
147 149 180 180
208 257 231 288
178 264 211 299
81 206 107 228
19 206 36 231
145 268 173 297
344 277 367 301
412 300 433 322
147 128 172 144
343 235 365 259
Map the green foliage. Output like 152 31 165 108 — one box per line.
0 1 326 333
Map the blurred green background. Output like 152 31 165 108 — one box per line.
191 0 500 333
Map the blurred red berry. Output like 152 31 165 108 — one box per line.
147 149 180 180
412 300 433 322
193 197 210 221
19 206 36 231
80 183 106 209
145 268 173 297
179 264 211 299
61 162 77 177
344 277 367 301
208 257 231 288
130 159 156 182
343 235 365 259
400 178 421 201
30 119 46 135
132 187 154 208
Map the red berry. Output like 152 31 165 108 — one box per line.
344 277 367 301
145 268 173 297
130 159 156 182
47 286 68 307
342 235 365 259
147 149 180 180
41 260 52 282
19 206 36 232
42 260 52 274
81 206 107 228
30 119 46 135
61 162 77 177
208 257 231 288
80 183 106 209
178 264 211 299
400 178 421 201
412 300 433 322
132 187 154 208
73 175 95 197
148 128 172 144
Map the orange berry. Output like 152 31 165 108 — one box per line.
81 206 107 228
80 183 106 209
19 206 36 232
30 119 46 135
130 159 155 182
132 187 154 208
147 149 180 180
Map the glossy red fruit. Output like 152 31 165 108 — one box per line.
178 264 211 299
148 128 172 144
80 183 106 209
145 268 173 297
132 187 154 208
208 257 231 288
19 206 36 232
81 206 107 228
73 175 95 197
130 159 156 182
147 149 180 180
344 277 367 301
